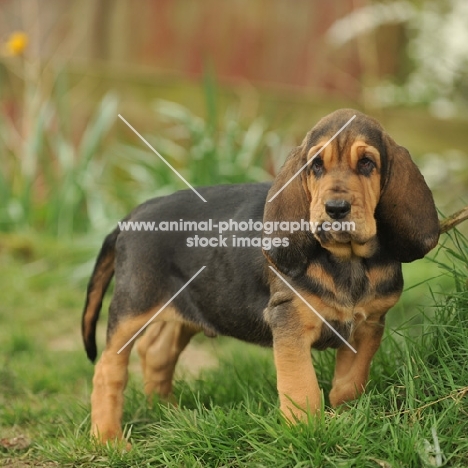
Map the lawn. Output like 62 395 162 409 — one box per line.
0 229 467 467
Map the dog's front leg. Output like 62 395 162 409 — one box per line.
273 334 321 421
266 294 322 422
329 312 386 407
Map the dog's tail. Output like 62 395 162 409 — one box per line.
82 227 120 362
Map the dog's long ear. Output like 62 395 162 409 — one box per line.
376 135 439 262
263 145 317 278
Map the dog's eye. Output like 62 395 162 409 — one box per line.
357 157 375 176
310 157 324 176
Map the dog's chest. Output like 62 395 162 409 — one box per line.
306 252 403 314
332 260 368 306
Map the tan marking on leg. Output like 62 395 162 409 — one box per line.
329 320 384 406
272 296 324 422
274 334 321 421
138 321 199 400
91 349 130 446
90 306 188 445
91 315 149 445
136 322 158 385
329 294 400 407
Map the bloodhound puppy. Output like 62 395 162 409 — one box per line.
82 109 439 445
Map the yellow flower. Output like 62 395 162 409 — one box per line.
5 31 28 56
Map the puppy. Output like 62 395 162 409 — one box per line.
82 109 439 444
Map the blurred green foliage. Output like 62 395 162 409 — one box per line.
0 81 119 235
115 74 286 204
0 68 287 236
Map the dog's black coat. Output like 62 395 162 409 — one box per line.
108 183 274 347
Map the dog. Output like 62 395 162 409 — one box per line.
82 108 439 445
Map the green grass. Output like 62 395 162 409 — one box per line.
1 233 467 467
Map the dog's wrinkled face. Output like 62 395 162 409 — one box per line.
263 109 439 273
302 115 385 259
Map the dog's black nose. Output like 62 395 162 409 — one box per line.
325 200 351 220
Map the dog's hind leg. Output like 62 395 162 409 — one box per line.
90 303 160 445
137 321 198 401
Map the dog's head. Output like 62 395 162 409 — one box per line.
263 109 439 277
